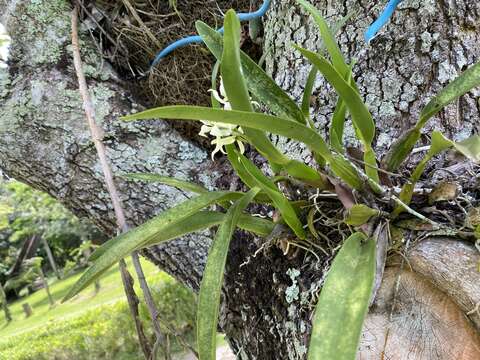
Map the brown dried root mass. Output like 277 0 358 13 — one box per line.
79 0 251 102
77 0 253 147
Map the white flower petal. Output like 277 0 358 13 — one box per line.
219 78 227 99
237 140 246 154
199 125 212 138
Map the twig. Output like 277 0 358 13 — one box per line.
156 316 199 359
118 258 152 358
121 0 162 50
71 7 168 360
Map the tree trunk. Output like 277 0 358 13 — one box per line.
0 281 11 322
40 236 61 280
38 267 55 307
1 0 480 359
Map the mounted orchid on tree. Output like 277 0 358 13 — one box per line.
64 1 480 359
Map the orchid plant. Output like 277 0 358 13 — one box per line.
65 1 480 359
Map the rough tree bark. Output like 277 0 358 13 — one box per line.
1 0 480 359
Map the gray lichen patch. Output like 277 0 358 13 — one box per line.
14 0 71 66
285 268 301 304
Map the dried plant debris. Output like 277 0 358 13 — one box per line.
77 0 253 105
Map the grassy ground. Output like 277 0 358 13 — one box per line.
0 259 232 360
0 257 163 339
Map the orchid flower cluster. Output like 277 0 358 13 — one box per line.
199 78 253 159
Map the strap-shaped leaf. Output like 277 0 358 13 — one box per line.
419 61 480 129
308 232 376 360
63 191 248 302
294 46 375 146
197 188 260 360
124 173 208 194
330 66 354 153
123 107 331 159
297 0 350 77
221 10 253 112
196 21 305 124
282 160 330 188
301 9 356 121
345 205 379 226
237 152 306 239
89 211 275 262
302 67 319 120
295 46 379 183
329 154 363 189
210 60 222 109
122 106 365 188
385 60 480 171
215 11 286 169
382 128 421 171
364 146 380 185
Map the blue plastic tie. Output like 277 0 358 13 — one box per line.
151 0 272 68
365 0 403 43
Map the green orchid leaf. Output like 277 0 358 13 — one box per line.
364 146 380 185
429 131 453 155
295 45 378 183
297 0 350 77
218 10 285 170
453 135 480 163
63 191 249 302
196 21 305 124
123 173 208 194
382 128 422 171
210 60 222 109
89 211 275 262
385 61 480 171
393 131 453 216
221 10 253 112
330 63 356 154
294 46 375 146
197 188 260 360
329 155 363 189
419 61 480 128
123 107 331 160
330 96 348 153
345 204 379 226
237 152 306 239
301 9 355 120
308 232 376 360
282 160 329 188
122 106 367 188
302 67 319 120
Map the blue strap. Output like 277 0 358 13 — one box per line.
151 0 272 68
365 0 403 43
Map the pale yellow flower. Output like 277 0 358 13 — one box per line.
200 78 251 160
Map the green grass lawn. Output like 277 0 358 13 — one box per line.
0 257 163 339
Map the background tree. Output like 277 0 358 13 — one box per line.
0 0 479 359
0 280 11 322
0 179 102 288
